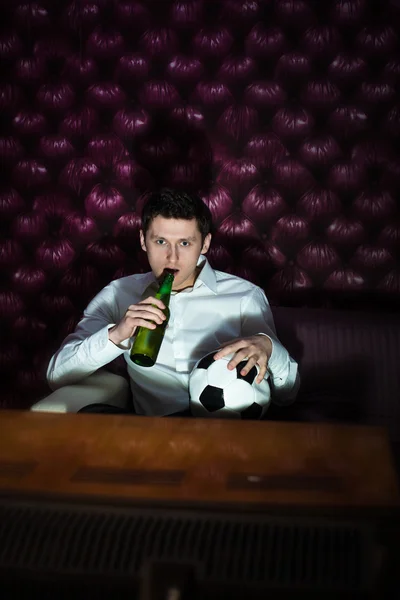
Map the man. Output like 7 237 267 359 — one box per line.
47 189 299 416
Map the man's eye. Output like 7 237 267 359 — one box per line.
181 241 190 247
155 240 165 245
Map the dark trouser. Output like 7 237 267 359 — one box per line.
77 404 192 417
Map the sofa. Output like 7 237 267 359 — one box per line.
270 305 400 476
32 304 400 474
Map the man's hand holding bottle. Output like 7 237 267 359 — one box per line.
108 297 166 346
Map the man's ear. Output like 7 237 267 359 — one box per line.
139 230 147 252
201 233 211 254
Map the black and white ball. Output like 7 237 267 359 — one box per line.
189 351 271 419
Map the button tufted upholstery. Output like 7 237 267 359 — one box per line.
1 0 399 409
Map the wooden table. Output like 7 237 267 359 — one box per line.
0 410 399 514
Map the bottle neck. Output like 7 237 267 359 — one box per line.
155 272 174 306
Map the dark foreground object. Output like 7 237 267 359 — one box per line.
0 498 399 600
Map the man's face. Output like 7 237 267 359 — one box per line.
140 216 211 291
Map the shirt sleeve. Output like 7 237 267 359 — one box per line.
46 282 128 390
240 287 300 405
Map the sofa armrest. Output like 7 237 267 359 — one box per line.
30 370 131 414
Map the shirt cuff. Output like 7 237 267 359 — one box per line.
256 334 300 405
106 324 132 351
257 333 288 378
85 325 127 365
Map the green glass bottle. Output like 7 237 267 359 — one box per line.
130 271 174 367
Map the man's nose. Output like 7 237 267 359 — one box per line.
167 245 178 262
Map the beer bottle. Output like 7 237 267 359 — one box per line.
130 271 174 367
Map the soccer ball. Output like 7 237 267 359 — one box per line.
189 351 271 419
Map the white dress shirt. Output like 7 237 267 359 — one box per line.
47 256 299 416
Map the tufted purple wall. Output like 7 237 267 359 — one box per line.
1 0 399 408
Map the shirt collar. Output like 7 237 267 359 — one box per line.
195 255 218 294
141 255 218 297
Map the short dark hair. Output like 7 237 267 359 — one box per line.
141 189 214 240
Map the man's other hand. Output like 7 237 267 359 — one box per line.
213 335 273 384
